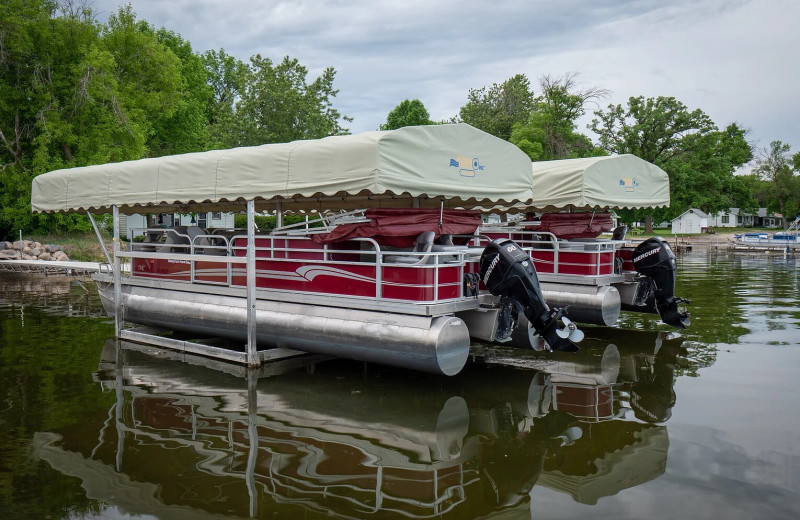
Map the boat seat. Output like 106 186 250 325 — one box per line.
612 225 628 240
187 226 227 255
157 229 190 253
384 231 435 265
432 234 468 263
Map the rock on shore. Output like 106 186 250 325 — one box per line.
0 240 70 261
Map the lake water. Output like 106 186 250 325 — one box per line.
1 250 799 519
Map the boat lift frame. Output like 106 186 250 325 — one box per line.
99 202 305 368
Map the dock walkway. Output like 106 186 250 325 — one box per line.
0 259 119 276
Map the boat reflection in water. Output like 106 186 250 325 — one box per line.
34 333 685 518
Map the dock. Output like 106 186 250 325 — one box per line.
0 259 118 276
730 242 798 255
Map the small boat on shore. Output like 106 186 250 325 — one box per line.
733 217 800 249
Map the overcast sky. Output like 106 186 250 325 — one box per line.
91 0 799 154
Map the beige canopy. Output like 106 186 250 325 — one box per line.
530 154 670 211
31 124 533 215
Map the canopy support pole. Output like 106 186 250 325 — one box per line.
275 200 283 228
246 200 258 366
246 369 259 517
112 205 122 337
87 212 112 265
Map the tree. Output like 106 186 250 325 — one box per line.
753 141 798 228
457 74 534 141
0 2 189 237
511 73 607 160
208 54 351 148
591 96 753 231
380 99 433 130
149 28 213 156
202 48 249 148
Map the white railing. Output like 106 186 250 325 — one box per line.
125 229 467 304
476 228 624 277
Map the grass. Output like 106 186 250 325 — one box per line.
629 226 777 238
25 231 113 262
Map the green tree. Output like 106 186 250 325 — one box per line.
0 2 189 237
666 123 755 215
0 0 108 235
149 28 213 156
457 74 534 141
590 96 753 231
753 141 799 228
219 55 351 147
100 4 183 156
511 73 607 160
380 99 434 130
202 48 249 148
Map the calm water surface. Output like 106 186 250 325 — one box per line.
1 250 798 519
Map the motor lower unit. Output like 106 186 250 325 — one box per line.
632 237 690 329
479 238 583 351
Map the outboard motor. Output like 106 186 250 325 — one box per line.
632 237 690 329
480 238 583 352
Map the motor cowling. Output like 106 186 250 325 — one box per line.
480 238 582 351
632 237 690 329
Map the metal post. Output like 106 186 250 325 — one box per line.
113 205 122 337
246 200 258 366
87 212 113 265
275 200 283 228
115 343 124 472
246 369 259 517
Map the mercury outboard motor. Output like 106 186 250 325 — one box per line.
632 237 690 329
480 238 583 352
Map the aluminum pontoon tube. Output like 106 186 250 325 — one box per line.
540 284 621 326
96 282 471 376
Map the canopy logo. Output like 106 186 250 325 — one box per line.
450 156 485 177
619 177 640 192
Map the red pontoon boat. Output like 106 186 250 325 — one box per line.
476 154 690 341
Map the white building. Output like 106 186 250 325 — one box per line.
708 208 783 229
709 208 742 228
755 208 783 228
121 212 235 240
671 208 709 234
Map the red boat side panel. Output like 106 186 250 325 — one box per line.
617 247 636 272
232 260 379 297
193 260 229 283
132 258 191 281
557 252 615 276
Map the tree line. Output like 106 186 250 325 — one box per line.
385 74 799 231
0 1 348 237
1 1 798 237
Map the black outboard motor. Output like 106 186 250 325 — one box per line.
632 237 690 329
480 238 582 352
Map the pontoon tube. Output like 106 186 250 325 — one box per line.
97 282 471 375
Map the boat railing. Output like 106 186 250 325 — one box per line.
230 234 467 303
125 230 468 305
271 209 371 236
475 228 623 277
